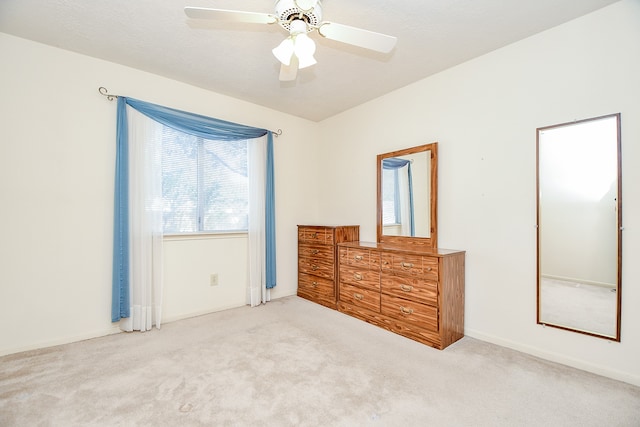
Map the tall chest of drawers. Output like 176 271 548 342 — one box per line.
337 241 465 350
297 225 359 309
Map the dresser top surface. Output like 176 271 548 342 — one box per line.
298 225 359 229
338 241 465 257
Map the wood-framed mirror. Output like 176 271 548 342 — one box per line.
536 113 622 341
377 143 438 248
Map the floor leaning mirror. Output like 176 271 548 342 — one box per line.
536 113 622 341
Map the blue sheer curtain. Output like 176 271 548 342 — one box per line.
112 97 277 322
112 98 130 321
265 135 276 289
382 158 415 237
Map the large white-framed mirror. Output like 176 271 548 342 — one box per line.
377 143 437 248
536 113 622 341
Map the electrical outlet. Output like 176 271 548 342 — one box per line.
210 273 218 287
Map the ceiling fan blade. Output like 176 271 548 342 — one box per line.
279 59 299 82
184 7 277 25
318 22 397 53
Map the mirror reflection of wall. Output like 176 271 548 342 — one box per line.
536 113 621 341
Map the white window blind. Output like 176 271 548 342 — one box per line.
161 126 248 233
382 168 399 225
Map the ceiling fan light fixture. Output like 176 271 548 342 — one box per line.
297 52 317 69
272 37 295 66
273 19 316 69
294 33 316 69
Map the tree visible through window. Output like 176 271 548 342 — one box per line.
161 126 248 233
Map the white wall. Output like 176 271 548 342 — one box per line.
163 234 248 322
318 0 640 385
0 32 318 355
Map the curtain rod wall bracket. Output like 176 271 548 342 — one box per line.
98 86 119 101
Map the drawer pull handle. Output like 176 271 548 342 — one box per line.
311 281 318 287
400 284 413 292
427 267 432 271
401 262 414 269
312 249 319 254
400 306 414 315
354 255 363 261
354 293 364 301
354 273 363 281
311 265 318 271
312 232 318 238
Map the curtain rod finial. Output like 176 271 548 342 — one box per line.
98 86 118 101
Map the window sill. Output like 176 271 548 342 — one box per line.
163 231 248 241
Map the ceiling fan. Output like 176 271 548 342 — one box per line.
184 0 398 81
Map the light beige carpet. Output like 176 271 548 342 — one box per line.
1 296 638 426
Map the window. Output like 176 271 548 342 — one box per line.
161 126 248 233
382 168 401 225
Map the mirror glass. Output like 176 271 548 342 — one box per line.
377 143 437 248
536 114 621 340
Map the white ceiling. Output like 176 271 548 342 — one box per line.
0 0 619 122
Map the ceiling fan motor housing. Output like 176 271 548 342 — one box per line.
276 0 322 31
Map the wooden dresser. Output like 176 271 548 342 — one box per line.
337 241 465 350
297 225 360 309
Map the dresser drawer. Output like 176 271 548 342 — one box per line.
298 273 334 297
299 243 333 261
339 247 380 270
381 253 439 281
340 283 380 313
340 264 380 291
298 254 335 280
380 274 438 306
381 294 438 332
298 227 334 245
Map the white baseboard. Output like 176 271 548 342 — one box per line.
162 303 246 324
465 328 640 387
1 297 297 357
541 274 616 289
0 324 122 357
